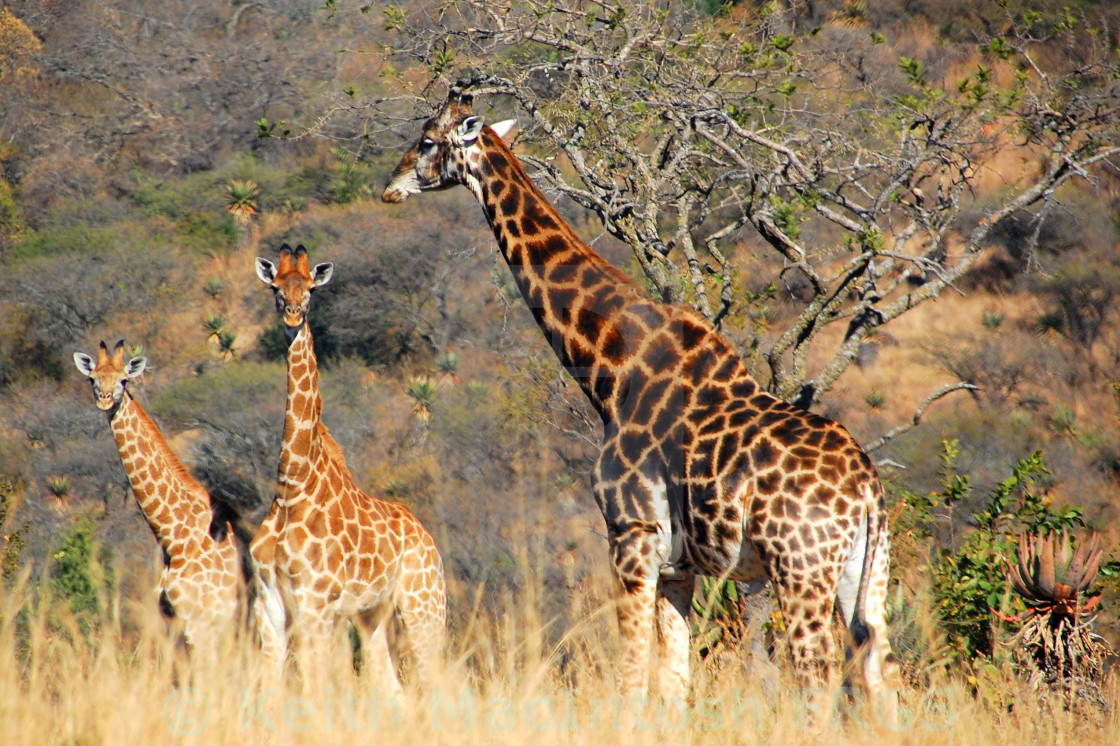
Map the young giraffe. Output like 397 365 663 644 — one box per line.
73 341 241 651
251 244 446 693
384 90 899 709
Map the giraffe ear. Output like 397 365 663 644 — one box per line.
311 262 334 287
125 357 147 379
490 119 517 142
255 257 277 284
73 352 95 377
458 116 484 145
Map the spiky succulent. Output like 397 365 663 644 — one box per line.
1002 530 1112 706
1008 530 1103 618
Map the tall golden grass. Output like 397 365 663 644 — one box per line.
2 551 1116 746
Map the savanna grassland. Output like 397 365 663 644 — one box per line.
1 1 1119 743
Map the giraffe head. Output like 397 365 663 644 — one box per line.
73 340 147 413
382 88 516 203
255 243 333 341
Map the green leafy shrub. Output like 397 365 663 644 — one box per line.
898 441 1086 662
49 516 114 634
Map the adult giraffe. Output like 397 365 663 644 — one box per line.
383 90 899 709
73 341 242 652
251 244 446 693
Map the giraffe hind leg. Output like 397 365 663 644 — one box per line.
394 535 447 690
354 609 404 698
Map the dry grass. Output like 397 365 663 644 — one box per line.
2 560 1117 746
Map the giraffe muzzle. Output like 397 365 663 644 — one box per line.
382 168 421 203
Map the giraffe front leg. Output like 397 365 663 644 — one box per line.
595 445 676 702
250 520 287 679
613 546 654 698
607 530 663 701
654 572 694 700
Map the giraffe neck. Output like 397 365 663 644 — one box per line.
109 394 214 554
278 323 327 501
464 129 654 421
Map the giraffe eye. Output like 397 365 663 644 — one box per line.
420 138 436 152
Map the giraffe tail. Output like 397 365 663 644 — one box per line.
847 481 887 651
847 481 900 718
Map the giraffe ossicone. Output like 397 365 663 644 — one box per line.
383 89 900 714
250 244 447 693
73 340 242 653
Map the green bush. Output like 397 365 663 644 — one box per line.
49 516 114 634
898 441 1085 663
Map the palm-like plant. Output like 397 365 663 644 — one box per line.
224 178 261 223
999 530 1111 705
435 351 460 385
406 375 438 423
405 374 438 448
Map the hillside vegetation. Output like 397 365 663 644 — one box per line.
0 0 1119 740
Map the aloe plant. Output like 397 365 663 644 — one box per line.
1007 531 1104 619
999 529 1112 707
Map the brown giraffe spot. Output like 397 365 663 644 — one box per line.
548 262 579 285
695 384 729 409
798 524 817 548
599 325 627 365
822 429 847 452
692 520 710 547
642 333 677 369
728 409 756 429
750 393 774 410
651 406 679 441
678 318 708 351
487 151 510 174
602 366 627 402
683 347 720 382
757 470 781 495
715 432 740 474
550 287 579 319
500 185 521 215
567 338 597 372
575 307 606 345
712 355 739 381
697 414 727 436
521 199 560 232
752 440 778 469
714 521 738 544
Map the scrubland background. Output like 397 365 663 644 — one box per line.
0 1 1118 742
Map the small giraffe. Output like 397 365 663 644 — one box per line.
73 341 241 651
251 244 446 693
384 90 899 709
